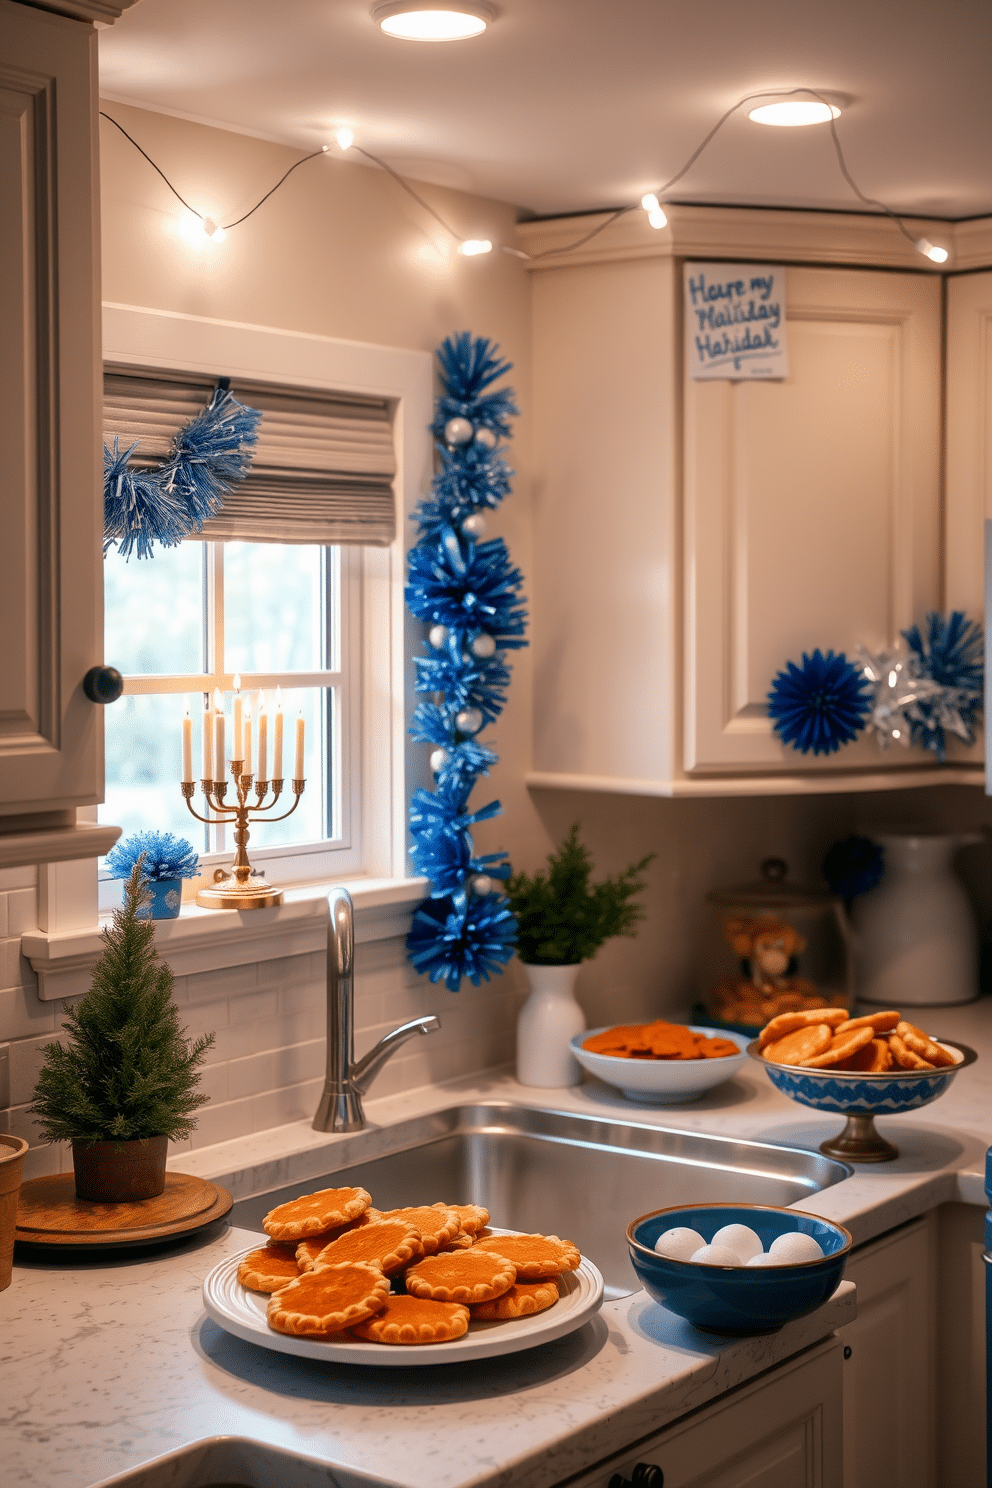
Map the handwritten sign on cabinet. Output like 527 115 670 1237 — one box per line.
684 263 789 380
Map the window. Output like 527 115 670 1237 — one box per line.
98 536 360 900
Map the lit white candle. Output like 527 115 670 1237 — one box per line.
202 695 213 781
295 711 305 779
213 687 225 775
257 691 268 781
232 674 243 762
274 687 284 779
243 698 253 776
182 702 193 783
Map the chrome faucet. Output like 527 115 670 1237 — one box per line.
312 886 440 1133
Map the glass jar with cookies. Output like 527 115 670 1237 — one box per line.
698 858 852 1036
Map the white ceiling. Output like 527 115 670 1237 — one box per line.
99 0 992 222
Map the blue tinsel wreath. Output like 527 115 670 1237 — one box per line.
405 334 527 991
768 649 872 756
105 831 200 882
104 383 261 560
901 610 984 761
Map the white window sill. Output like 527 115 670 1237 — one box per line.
22 876 430 1002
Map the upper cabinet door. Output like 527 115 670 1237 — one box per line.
946 270 992 623
0 1 103 818
683 266 943 775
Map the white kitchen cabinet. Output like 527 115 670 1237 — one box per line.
523 206 985 797
0 0 128 866
562 1335 843 1488
838 1216 936 1488
946 270 992 637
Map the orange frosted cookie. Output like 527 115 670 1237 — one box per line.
237 1243 301 1293
263 1186 371 1240
349 1294 469 1345
473 1233 581 1279
368 1204 460 1254
471 1280 560 1320
762 1024 833 1067
448 1203 490 1235
799 1025 875 1068
267 1260 388 1338
306 1219 423 1277
834 1011 900 1036
759 1008 848 1049
896 1021 957 1068
405 1249 516 1304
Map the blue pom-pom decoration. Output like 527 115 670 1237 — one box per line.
822 835 884 901
901 610 984 761
104 384 261 560
768 649 872 756
405 334 527 991
105 831 200 882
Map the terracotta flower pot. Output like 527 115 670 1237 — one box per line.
0 1134 29 1290
71 1135 169 1202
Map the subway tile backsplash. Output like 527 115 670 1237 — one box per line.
0 870 525 1180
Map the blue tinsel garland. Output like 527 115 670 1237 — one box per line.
104 383 262 560
901 610 984 761
405 334 526 991
767 648 873 756
105 831 200 882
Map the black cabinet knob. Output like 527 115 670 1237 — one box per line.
609 1465 664 1488
83 666 124 704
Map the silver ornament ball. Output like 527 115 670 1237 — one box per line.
428 624 449 650
461 513 487 541
444 417 474 447
472 875 495 896
474 427 498 450
455 706 483 735
429 747 450 774
470 632 496 659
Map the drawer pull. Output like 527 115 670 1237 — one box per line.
83 666 124 704
608 1465 664 1488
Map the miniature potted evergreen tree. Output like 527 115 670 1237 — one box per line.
29 859 214 1202
506 825 654 1088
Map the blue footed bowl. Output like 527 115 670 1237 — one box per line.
747 1038 976 1116
627 1203 852 1335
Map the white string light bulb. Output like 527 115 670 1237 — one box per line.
459 239 492 256
915 237 950 264
641 193 660 212
336 128 354 150
201 218 226 243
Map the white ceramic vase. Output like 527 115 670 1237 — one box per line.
516 963 587 1088
854 832 981 1007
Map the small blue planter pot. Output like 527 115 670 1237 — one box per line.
627 1203 851 1335
136 879 183 920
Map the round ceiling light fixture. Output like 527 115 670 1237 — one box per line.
372 1 493 40
748 97 842 127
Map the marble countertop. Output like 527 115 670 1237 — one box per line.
4 998 990 1488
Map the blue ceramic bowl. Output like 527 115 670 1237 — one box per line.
627 1202 852 1334
747 1038 974 1116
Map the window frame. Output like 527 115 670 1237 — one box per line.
91 304 432 904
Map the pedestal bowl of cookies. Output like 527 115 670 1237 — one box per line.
749 1008 976 1162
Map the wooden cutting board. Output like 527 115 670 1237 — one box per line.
15 1171 233 1248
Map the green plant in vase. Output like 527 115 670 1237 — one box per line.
506 824 654 1088
29 858 214 1201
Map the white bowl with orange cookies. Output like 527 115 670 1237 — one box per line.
748 1007 977 1163
203 1182 604 1367
570 1022 750 1104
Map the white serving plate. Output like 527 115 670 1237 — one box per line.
203 1232 605 1367
571 1024 750 1103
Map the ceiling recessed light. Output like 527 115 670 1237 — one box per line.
748 100 841 127
372 2 492 41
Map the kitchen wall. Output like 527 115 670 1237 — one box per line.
1 102 988 1177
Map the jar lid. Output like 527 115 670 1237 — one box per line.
706 857 839 911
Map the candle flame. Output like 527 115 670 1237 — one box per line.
233 673 241 693
213 687 224 712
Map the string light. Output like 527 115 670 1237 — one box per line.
100 91 951 269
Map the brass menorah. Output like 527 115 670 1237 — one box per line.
181 760 305 909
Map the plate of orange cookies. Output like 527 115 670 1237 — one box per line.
571 1022 749 1104
202 1183 604 1366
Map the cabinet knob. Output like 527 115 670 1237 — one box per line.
608 1465 664 1488
83 666 124 704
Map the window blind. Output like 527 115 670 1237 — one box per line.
103 368 396 546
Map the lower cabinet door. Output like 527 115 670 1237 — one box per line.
564 1337 843 1488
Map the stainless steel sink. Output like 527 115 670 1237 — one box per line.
230 1103 850 1298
